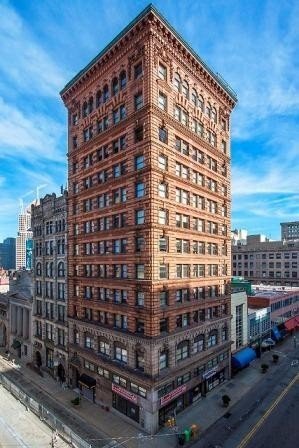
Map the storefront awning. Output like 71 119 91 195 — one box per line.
231 347 256 370
284 316 299 332
79 373 96 389
11 339 21 349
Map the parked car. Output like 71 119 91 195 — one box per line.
261 338 276 348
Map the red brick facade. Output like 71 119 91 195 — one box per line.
61 5 236 433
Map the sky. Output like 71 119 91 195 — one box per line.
0 0 298 242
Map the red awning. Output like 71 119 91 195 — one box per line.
284 316 299 331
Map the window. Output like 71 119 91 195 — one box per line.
113 375 127 387
207 330 218 348
135 92 143 111
135 209 145 225
176 341 189 362
135 182 145 198
174 106 188 125
159 263 168 279
134 125 143 142
191 88 197 106
174 73 181 92
135 155 144 170
96 90 102 107
182 80 189 98
158 208 167 225
112 77 119 96
84 334 93 349
160 318 168 333
192 120 204 137
193 335 204 353
136 319 145 334
99 339 110 356
136 264 145 279
58 262 65 277
159 350 168 370
221 140 227 154
158 154 167 170
159 236 168 252
103 84 109 102
115 345 127 363
136 291 145 306
206 102 212 118
158 63 167 80
159 127 168 143
198 95 204 112
120 70 127 89
158 92 167 110
160 290 168 306
158 182 167 198
134 62 143 79
136 236 145 252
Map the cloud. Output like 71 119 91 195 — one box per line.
0 3 68 97
0 97 65 162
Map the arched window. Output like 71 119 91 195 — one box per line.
176 340 190 362
207 329 218 348
212 107 217 123
58 262 65 278
112 77 119 96
114 342 127 363
222 326 228 342
96 90 102 108
191 89 198 106
103 84 109 103
88 96 93 114
198 95 204 112
206 102 212 118
73 329 79 345
182 80 189 98
36 262 42 276
193 334 204 353
119 70 127 89
82 101 88 117
174 73 181 92
47 262 53 277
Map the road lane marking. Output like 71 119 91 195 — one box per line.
237 373 299 448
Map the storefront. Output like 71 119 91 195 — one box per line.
112 384 140 423
159 385 188 426
203 368 225 393
190 382 203 403
79 373 96 402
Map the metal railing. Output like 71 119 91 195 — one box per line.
0 373 92 448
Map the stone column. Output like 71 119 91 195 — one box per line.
17 306 21 336
11 305 16 334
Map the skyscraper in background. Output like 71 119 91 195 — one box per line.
0 237 16 269
16 205 33 270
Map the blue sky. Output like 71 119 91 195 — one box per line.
0 0 298 242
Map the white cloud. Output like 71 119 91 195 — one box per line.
0 3 68 97
0 97 65 162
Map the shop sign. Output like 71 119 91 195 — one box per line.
160 384 187 406
112 383 138 404
202 368 218 380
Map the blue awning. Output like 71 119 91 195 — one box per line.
231 347 256 370
271 326 282 341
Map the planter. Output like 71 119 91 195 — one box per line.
71 397 80 406
261 363 269 373
272 354 279 363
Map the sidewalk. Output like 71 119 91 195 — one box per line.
0 336 297 448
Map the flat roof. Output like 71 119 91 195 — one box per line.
60 3 237 102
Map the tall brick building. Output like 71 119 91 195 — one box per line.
61 5 237 433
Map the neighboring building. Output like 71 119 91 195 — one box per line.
231 276 252 295
61 5 236 433
16 206 33 270
248 285 299 325
0 293 9 349
0 269 9 294
8 270 33 363
31 192 68 382
232 235 299 286
248 307 271 346
231 229 247 246
0 237 16 269
281 221 299 241
231 291 248 353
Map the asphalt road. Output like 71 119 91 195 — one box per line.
0 384 68 448
194 345 299 448
244 375 299 448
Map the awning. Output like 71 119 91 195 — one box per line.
11 339 21 349
271 326 282 341
78 374 96 389
231 347 256 370
284 316 299 332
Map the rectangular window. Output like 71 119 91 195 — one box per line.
135 209 145 225
134 92 143 111
135 155 145 170
158 63 167 80
134 62 143 79
135 182 145 198
158 92 167 110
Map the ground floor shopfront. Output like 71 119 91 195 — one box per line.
69 352 229 434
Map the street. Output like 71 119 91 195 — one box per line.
0 384 68 448
194 344 299 448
